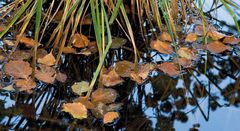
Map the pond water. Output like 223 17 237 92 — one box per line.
0 0 240 131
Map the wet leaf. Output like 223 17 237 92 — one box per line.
53 10 63 21
14 78 36 91
74 96 94 109
177 47 197 60
194 25 216 36
82 17 92 25
101 69 124 87
0 25 6 32
79 49 92 56
62 102 87 119
72 34 89 48
207 31 225 40
159 32 172 42
71 81 90 95
207 41 231 54
3 39 15 46
138 63 156 80
115 60 135 77
106 103 123 112
62 46 77 54
157 62 180 76
91 102 108 118
88 41 98 53
103 112 119 124
173 57 192 67
17 35 38 47
36 49 48 59
92 88 118 104
111 37 127 49
130 73 145 85
56 72 67 83
150 40 174 54
4 60 32 79
35 65 56 84
11 50 32 60
37 52 56 66
185 33 197 42
2 84 15 91
223 36 240 44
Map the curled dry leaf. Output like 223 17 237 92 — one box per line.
35 65 56 84
4 60 32 79
159 32 172 42
103 112 119 124
37 52 56 66
72 34 89 48
173 57 192 67
207 31 225 40
56 72 67 83
115 60 135 77
185 32 197 42
92 88 118 104
101 69 124 87
62 46 77 54
150 40 173 54
223 36 240 44
71 81 90 96
74 96 94 109
177 47 197 60
62 102 87 119
157 62 180 76
17 35 38 47
207 41 231 54
14 78 36 91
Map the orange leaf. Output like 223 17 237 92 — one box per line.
74 96 94 109
62 47 77 54
14 78 36 91
159 32 172 42
173 57 192 67
62 102 87 119
157 62 180 76
130 72 145 85
177 47 197 60
37 52 56 66
207 31 225 40
103 112 119 124
35 65 56 84
115 60 135 77
194 25 216 36
92 88 118 104
72 34 89 48
223 36 240 44
4 60 32 79
0 25 6 32
185 32 197 42
17 35 38 47
150 40 173 54
101 69 124 87
207 41 231 54
82 17 92 25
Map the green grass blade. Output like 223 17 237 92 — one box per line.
109 0 123 24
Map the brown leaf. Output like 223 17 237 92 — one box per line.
74 96 94 109
82 17 92 25
157 62 180 76
72 34 89 48
103 112 119 124
207 41 231 54
194 25 216 36
138 63 156 80
14 78 36 91
0 25 6 32
207 31 225 40
88 41 98 53
53 10 63 21
92 88 118 104
185 32 197 43
150 40 174 54
56 72 67 83
173 57 192 67
4 60 32 79
37 52 56 66
130 73 145 85
101 69 124 87
11 50 32 60
223 36 240 44
17 35 38 47
35 65 56 84
115 60 135 77
177 47 197 60
62 47 77 54
159 32 172 42
62 102 87 119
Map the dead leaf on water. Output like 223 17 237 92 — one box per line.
14 78 36 91
111 37 127 49
223 36 240 44
159 32 172 42
150 39 174 54
103 112 119 124
37 52 56 66
4 60 32 79
35 65 56 84
157 62 180 76
62 46 77 54
130 72 145 85
62 102 87 119
74 96 94 109
207 31 225 40
72 34 89 48
56 72 67 83
194 25 216 36
173 57 192 67
177 47 197 60
115 60 135 77
185 32 197 43
92 88 118 104
207 41 231 54
17 35 38 47
101 69 124 87
11 50 32 60
71 81 90 96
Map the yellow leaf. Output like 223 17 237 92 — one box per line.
62 102 87 119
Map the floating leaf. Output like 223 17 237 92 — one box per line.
4 60 32 79
115 60 135 77
91 102 108 118
56 72 67 83
79 49 92 56
101 69 124 87
130 73 145 85
62 46 77 54
3 39 15 46
35 65 56 84
2 84 15 91
159 32 172 42
207 41 231 54
71 81 90 96
92 88 118 104
74 96 94 109
223 36 240 44
157 62 180 76
17 35 38 47
11 50 32 60
106 103 123 112
194 25 217 36
37 52 56 66
207 31 225 40
177 47 197 60
173 57 192 67
88 41 98 53
14 78 36 91
138 63 156 80
72 34 89 48
185 33 197 42
150 40 173 54
111 37 127 49
103 112 119 124
62 102 87 119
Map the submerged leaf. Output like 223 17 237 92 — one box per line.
62 102 87 119
159 32 172 42
35 65 56 84
207 41 231 54
71 81 90 95
14 78 36 91
115 60 135 77
157 62 180 76
111 37 127 49
185 33 197 43
4 60 32 79
103 112 119 124
37 52 56 66
101 69 124 87
150 40 173 54
72 34 89 48
92 88 118 104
